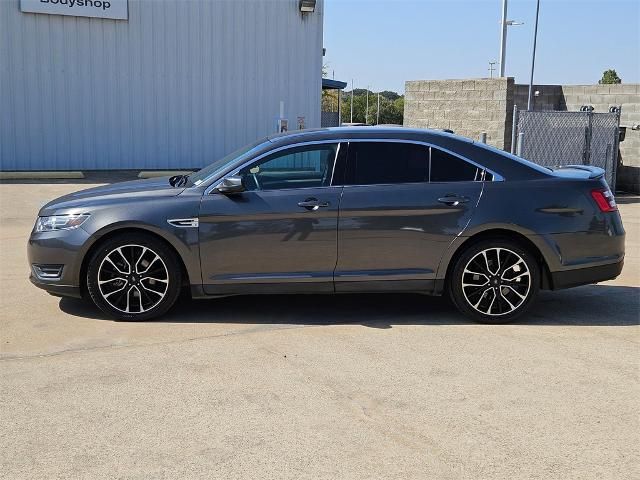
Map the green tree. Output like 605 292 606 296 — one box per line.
322 89 339 114
341 92 369 123
392 97 404 123
351 88 373 97
599 69 622 84
366 97 404 125
379 90 401 101
321 64 338 112
341 90 404 125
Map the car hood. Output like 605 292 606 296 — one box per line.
40 177 186 214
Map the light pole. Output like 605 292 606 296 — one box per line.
365 86 370 125
499 0 508 76
350 79 354 124
527 0 541 111
498 0 523 77
376 92 380 125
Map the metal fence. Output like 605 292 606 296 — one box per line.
321 111 341 127
321 89 342 127
512 108 622 187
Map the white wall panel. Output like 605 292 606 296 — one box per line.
0 0 324 170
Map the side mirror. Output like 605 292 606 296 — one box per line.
216 175 245 194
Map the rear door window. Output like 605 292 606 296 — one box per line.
344 142 429 185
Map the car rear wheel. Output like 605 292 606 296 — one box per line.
86 233 181 321
449 239 540 323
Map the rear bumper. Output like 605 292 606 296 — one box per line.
551 259 624 290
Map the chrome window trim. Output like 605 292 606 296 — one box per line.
203 138 503 195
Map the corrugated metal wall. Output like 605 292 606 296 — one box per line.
0 0 323 170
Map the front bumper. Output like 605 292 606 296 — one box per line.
29 274 82 298
27 226 91 297
551 259 624 290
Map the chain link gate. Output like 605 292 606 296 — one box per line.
512 108 622 188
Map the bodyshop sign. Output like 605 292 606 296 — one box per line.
20 0 128 20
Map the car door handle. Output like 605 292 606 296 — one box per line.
297 198 330 210
437 195 469 206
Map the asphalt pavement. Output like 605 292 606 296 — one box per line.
1 182 638 480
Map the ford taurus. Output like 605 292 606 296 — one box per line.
28 127 625 323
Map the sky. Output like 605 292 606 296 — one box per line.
323 0 640 93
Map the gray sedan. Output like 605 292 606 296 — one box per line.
28 127 625 323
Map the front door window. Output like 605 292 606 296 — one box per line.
239 144 338 191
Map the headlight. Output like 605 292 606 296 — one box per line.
35 214 90 232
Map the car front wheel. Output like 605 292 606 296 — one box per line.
86 233 182 321
449 239 540 323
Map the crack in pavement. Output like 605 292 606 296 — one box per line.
0 323 328 362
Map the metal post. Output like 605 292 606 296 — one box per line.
516 132 524 157
479 132 487 143
612 106 622 189
376 93 380 125
584 109 593 165
527 0 541 111
510 104 519 154
350 79 354 124
337 89 342 127
605 143 612 188
499 0 508 77
365 86 369 125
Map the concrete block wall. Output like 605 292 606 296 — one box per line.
513 84 564 111
404 78 515 150
405 78 639 191
513 83 640 168
562 84 640 173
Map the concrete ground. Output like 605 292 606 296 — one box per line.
0 181 638 480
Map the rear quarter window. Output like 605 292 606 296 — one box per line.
430 147 484 182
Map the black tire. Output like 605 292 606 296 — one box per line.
86 233 182 321
448 238 540 324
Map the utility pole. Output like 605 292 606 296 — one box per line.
376 92 380 125
350 79 354 124
365 86 370 125
527 0 541 111
488 61 497 78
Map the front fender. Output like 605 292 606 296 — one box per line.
72 193 203 287
74 221 201 287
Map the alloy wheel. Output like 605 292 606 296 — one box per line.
461 247 531 317
97 244 169 314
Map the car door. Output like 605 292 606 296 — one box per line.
335 141 484 292
198 142 345 295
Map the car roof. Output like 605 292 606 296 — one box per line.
267 126 472 146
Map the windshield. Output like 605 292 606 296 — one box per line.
187 139 269 186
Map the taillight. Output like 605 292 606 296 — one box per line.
591 188 617 212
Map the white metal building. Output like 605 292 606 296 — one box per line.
0 0 324 171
